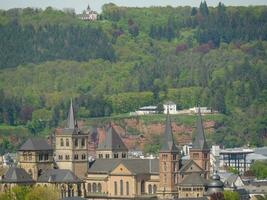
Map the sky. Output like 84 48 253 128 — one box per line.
0 0 266 13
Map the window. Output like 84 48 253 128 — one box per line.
99 154 103 159
65 155 70 160
126 182 129 195
44 154 49 160
114 181 117 195
105 154 110 158
92 183 97 193
173 154 176 160
120 180 123 195
66 139 69 147
74 139 78 147
164 162 167 171
88 183 91 193
74 154 78 160
122 153 126 158
23 153 27 161
82 154 86 160
60 138 64 146
153 185 157 194
28 153 32 161
58 155 63 160
148 184 152 194
114 153 119 158
98 183 102 193
39 154 43 161
81 138 85 147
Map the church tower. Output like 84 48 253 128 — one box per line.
157 111 180 199
189 107 210 178
55 100 88 179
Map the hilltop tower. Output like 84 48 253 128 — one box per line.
189 107 210 178
157 111 180 199
55 100 88 179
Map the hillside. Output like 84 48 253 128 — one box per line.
0 3 266 150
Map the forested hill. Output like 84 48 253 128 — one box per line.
0 2 267 149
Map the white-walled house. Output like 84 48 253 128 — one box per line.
163 101 177 114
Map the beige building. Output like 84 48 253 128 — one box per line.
18 138 54 180
55 100 89 179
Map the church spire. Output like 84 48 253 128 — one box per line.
161 109 178 152
192 107 208 150
67 99 75 129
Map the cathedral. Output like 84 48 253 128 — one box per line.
0 101 223 200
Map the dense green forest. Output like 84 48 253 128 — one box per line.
0 2 267 149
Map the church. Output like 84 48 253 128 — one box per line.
0 100 224 199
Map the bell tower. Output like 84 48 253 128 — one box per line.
190 107 210 178
55 100 88 179
157 111 180 199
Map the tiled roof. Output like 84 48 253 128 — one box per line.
38 169 82 183
1 167 34 183
19 138 52 151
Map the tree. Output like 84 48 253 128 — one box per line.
25 186 59 200
250 161 267 179
223 191 240 200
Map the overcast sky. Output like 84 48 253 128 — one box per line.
0 0 266 13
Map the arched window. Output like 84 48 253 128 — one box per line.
114 181 117 195
120 180 123 195
153 185 157 194
141 180 145 194
88 183 91 193
98 183 102 193
82 154 86 160
38 169 43 177
92 183 97 193
66 139 69 146
81 138 85 147
74 139 78 147
60 138 64 146
148 184 152 194
126 181 129 195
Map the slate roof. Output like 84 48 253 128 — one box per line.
67 99 75 129
192 108 209 150
179 173 207 186
160 112 179 152
38 169 82 183
97 124 128 151
1 167 34 183
179 159 203 173
19 138 52 151
89 159 159 175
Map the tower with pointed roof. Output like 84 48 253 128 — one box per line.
157 111 180 199
55 100 88 179
189 107 210 178
96 123 128 159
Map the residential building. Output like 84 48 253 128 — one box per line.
78 5 97 21
163 101 177 114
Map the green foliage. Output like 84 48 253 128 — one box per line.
144 134 161 155
0 4 267 148
223 190 240 200
250 161 267 179
25 186 59 200
227 166 239 175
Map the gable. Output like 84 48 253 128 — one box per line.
110 163 133 175
180 160 203 174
